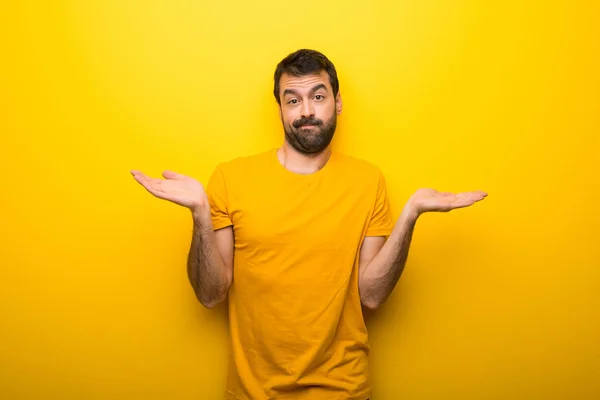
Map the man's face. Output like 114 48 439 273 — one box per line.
278 70 342 155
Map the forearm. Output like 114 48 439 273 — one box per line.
359 206 419 309
187 207 230 308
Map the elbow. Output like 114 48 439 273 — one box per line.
359 281 384 311
196 282 231 309
198 291 227 309
193 274 232 309
201 299 222 309
361 296 383 311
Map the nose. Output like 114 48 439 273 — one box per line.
300 100 314 119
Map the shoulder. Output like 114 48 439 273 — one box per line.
214 148 276 177
332 151 385 181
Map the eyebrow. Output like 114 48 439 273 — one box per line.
283 83 329 98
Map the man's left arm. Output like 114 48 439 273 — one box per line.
358 188 487 310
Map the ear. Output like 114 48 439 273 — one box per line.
278 106 283 120
335 92 343 115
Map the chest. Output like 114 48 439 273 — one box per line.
229 179 374 252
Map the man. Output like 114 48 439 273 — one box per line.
131 49 486 400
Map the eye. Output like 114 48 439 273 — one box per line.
314 94 325 100
288 99 299 105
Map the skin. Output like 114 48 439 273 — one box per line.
358 189 486 310
131 70 487 310
276 70 342 174
130 170 232 308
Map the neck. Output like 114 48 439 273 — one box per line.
277 142 332 175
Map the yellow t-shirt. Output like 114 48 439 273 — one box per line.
206 148 394 400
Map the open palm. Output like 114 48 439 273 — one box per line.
410 188 487 214
131 170 208 211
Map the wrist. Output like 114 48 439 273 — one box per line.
191 203 211 222
402 200 421 224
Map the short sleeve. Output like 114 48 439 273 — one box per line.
366 172 394 237
205 166 233 231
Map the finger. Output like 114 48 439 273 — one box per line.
451 194 487 208
162 170 186 180
469 190 487 198
131 171 152 186
465 190 487 198
468 192 487 202
141 183 170 200
448 201 474 210
454 193 472 200
131 170 148 181
132 172 161 189
456 192 486 201
132 175 170 197
131 169 156 182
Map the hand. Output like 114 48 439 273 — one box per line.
131 170 209 212
406 188 488 217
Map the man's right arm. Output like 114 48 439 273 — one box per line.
188 206 234 309
130 169 234 309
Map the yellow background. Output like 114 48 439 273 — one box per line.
1 1 599 398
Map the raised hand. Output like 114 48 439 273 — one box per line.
407 188 487 216
131 170 209 212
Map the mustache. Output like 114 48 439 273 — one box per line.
293 116 323 128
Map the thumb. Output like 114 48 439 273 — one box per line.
162 170 186 180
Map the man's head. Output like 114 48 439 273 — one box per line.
273 49 342 155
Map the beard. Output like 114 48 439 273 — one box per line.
283 112 337 155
